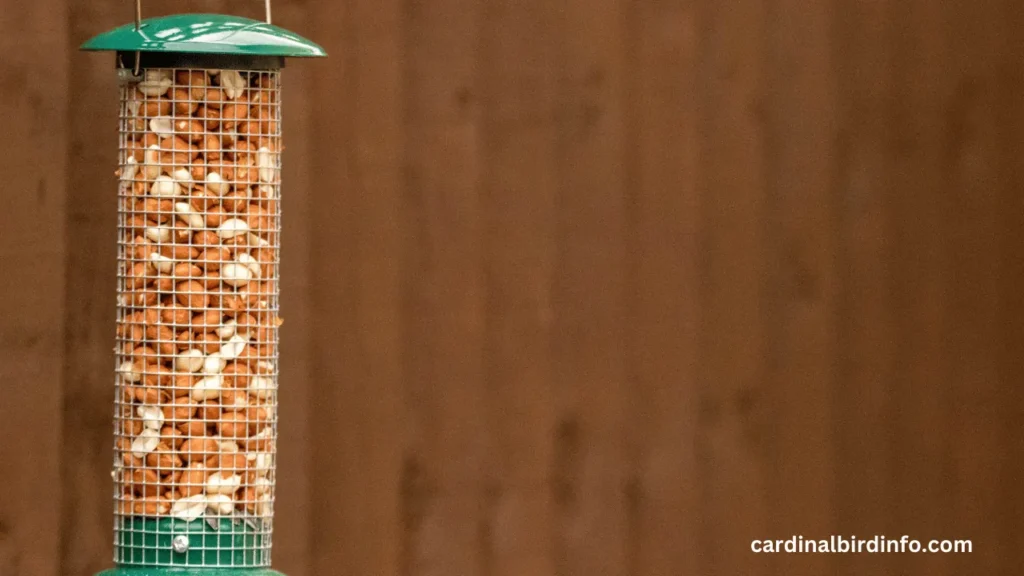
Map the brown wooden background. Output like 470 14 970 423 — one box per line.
1 0 1023 574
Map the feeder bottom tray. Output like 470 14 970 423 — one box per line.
100 517 280 574
100 565 284 569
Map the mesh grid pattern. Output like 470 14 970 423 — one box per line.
113 67 282 567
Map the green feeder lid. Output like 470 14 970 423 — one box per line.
81 14 326 58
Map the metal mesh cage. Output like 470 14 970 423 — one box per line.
113 66 281 568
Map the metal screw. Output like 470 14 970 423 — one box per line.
172 535 190 553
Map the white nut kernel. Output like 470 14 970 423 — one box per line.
247 233 270 247
217 218 250 239
149 253 174 273
206 494 235 515
174 202 205 228
236 253 262 278
171 494 207 521
191 375 224 401
206 472 242 495
137 405 165 430
203 352 227 375
131 429 161 459
121 157 139 182
257 147 275 183
221 262 253 287
216 319 237 340
220 70 247 99
144 226 172 243
149 116 173 136
175 349 204 373
150 175 182 197
220 335 248 360
172 167 193 184
138 70 172 96
248 376 275 400
252 453 273 477
253 477 272 495
118 360 141 383
216 438 241 453
206 172 229 196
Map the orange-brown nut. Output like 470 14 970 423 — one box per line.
129 468 161 497
172 373 195 398
191 310 223 332
178 419 207 438
146 442 183 470
133 496 171 515
145 324 177 356
221 362 250 389
171 88 197 115
196 104 221 129
160 426 185 449
175 280 208 308
217 411 250 439
177 463 210 497
180 437 219 464
197 401 222 421
159 244 200 260
163 396 197 421
193 333 221 354
196 247 231 271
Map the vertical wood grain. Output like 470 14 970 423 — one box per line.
61 2 120 573
480 1 558 576
401 1 487 575
944 1 1003 573
888 1 955 574
996 3 1024 574
554 0 628 575
273 2 314 573
624 0 700 574
0 3 68 576
695 0 769 573
309 0 406 574
832 0 897 573
761 0 838 574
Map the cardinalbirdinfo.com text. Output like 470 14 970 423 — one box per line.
751 535 972 554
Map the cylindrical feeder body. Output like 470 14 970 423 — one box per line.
83 14 324 575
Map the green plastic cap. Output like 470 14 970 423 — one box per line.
81 14 326 58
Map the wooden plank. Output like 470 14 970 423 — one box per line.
0 3 68 576
761 0 838 574
554 1 628 576
479 1 559 575
305 1 357 573
307 0 405 574
60 3 122 574
831 0 898 574
272 2 315 573
694 0 769 573
400 1 487 575
943 1 1003 574
996 1 1024 570
887 1 955 574
623 0 699 574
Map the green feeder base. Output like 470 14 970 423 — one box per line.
96 517 280 575
100 565 284 569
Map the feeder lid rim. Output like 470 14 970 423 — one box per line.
80 14 326 58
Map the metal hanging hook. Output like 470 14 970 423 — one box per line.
132 0 142 75
132 0 272 25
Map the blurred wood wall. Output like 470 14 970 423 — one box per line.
1 0 1023 575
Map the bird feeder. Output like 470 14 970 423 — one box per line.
82 3 324 574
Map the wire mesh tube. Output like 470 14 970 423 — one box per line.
113 66 282 567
